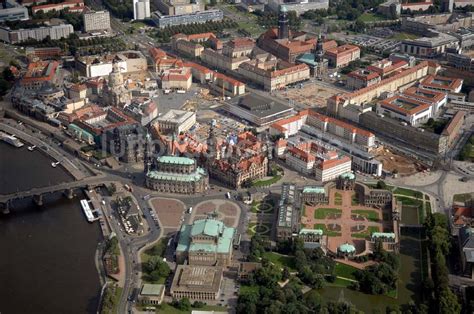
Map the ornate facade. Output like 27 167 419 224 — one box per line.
145 156 208 194
105 60 131 107
205 129 269 188
176 218 235 266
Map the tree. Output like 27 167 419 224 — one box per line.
2 68 14 82
145 256 170 281
376 180 387 190
108 183 117 195
178 298 191 311
304 290 323 313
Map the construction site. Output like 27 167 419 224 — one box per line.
275 81 343 108
374 147 428 176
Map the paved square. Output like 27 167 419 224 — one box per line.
150 197 186 234
193 200 240 228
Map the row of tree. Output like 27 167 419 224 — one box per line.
155 20 238 43
16 33 127 56
101 283 119 314
253 10 301 31
103 0 133 20
458 136 474 162
0 67 15 99
424 213 461 314
301 0 385 22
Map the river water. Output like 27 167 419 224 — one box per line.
0 141 102 314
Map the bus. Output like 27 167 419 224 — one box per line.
226 192 231 199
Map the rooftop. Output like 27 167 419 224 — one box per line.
228 93 293 119
171 265 223 293
140 284 164 296
339 243 356 253
177 218 235 254
146 167 206 182
302 186 325 194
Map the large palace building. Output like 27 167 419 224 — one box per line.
145 156 208 194
176 218 235 266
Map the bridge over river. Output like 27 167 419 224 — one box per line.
0 176 106 214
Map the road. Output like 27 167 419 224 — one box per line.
2 107 472 313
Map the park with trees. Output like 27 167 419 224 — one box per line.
239 231 442 312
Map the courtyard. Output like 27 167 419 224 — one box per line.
192 199 241 228
302 189 387 255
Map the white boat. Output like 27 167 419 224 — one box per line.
28 145 36 151
1 132 24 148
51 161 60 168
80 199 98 223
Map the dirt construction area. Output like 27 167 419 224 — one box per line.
374 147 426 176
275 81 343 108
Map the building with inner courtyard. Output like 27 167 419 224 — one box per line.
276 176 401 256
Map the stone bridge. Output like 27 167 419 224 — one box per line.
0 177 105 214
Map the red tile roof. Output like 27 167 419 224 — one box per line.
442 111 465 136
420 75 463 93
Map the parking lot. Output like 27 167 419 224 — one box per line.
346 33 400 54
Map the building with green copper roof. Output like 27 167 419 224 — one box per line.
338 243 356 256
157 156 195 166
176 218 235 266
145 155 208 194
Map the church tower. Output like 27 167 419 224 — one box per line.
278 5 289 40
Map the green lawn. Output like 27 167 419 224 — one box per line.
252 175 282 187
328 277 354 288
334 263 358 280
425 201 432 214
393 187 422 199
314 208 342 219
351 209 379 222
262 252 297 271
453 193 473 204
351 226 380 238
334 192 343 206
130 21 147 30
112 286 123 314
314 223 341 237
351 193 359 205
247 223 272 236
396 196 423 207
239 285 259 295
250 200 275 213
357 12 387 22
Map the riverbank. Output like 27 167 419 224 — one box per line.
0 138 103 313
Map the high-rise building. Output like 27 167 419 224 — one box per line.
83 11 111 32
133 0 150 20
278 5 289 39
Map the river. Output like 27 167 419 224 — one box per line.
0 141 102 314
